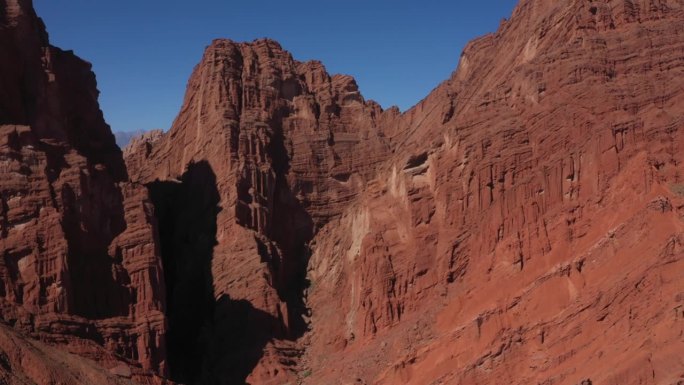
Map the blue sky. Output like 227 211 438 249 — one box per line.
34 0 518 133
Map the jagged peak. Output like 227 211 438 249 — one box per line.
208 37 285 51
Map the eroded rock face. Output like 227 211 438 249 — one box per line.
126 38 395 384
304 0 684 384
0 322 162 385
124 1 684 384
3 0 684 383
0 0 167 383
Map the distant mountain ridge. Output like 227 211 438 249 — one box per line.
114 129 149 148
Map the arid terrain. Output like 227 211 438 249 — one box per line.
0 0 683 384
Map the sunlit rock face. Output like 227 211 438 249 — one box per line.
303 1 684 384
2 0 684 384
127 1 684 383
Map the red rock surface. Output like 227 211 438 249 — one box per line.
2 0 684 383
127 0 684 384
0 0 168 383
0 322 148 385
125 38 396 384
303 1 684 384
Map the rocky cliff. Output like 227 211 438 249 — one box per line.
0 0 167 383
125 38 396 384
303 0 684 383
1 0 683 384
126 0 684 384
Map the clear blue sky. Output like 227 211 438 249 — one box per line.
34 0 518 133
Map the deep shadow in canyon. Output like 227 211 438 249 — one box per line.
148 160 303 384
265 123 315 340
148 161 220 383
61 175 131 321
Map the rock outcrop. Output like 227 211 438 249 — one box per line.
0 0 167 383
0 322 153 385
303 0 684 384
1 0 684 384
127 0 684 384
125 38 396 384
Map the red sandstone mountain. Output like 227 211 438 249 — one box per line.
0 0 167 383
2 0 684 384
124 37 401 384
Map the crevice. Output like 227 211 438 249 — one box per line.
405 151 429 170
267 120 314 340
147 161 219 384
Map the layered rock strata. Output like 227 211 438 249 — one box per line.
1 0 684 384
0 0 167 382
129 0 684 383
125 38 395 384
303 0 684 383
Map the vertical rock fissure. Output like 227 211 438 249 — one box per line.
267 121 314 339
147 161 220 384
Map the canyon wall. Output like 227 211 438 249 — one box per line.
0 0 683 384
126 1 684 383
303 0 684 383
0 0 168 383
125 38 397 384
